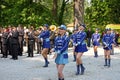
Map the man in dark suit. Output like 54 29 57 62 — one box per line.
27 27 35 57
86 28 92 47
7 26 13 55
10 27 19 60
17 26 24 56
34 28 42 54
1 28 9 58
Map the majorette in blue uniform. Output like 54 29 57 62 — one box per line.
91 28 100 57
73 24 88 75
38 25 50 49
102 31 113 50
70 30 77 44
54 25 69 65
111 30 115 44
52 24 69 80
38 24 50 67
70 28 78 61
110 30 115 55
102 28 113 67
92 29 100 46
74 27 88 53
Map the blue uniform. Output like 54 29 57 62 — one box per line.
74 31 88 53
70 33 76 44
92 33 100 46
54 35 70 64
38 30 50 48
111 32 115 44
102 33 113 50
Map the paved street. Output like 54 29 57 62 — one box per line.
0 46 120 80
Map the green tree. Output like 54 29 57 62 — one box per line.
85 0 120 29
0 0 74 27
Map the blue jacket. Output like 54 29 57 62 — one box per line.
38 30 50 48
74 31 87 46
38 30 50 39
111 32 115 44
91 33 100 46
54 35 70 54
92 33 100 42
70 33 76 43
102 33 113 49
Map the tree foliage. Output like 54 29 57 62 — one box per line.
85 0 120 30
0 0 74 27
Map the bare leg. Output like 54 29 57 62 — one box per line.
76 53 83 65
57 64 65 79
94 46 98 57
76 52 85 75
107 50 111 67
41 48 49 67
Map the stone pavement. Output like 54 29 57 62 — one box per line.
0 47 120 80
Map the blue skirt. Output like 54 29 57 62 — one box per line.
103 46 112 50
75 44 88 53
42 41 50 48
55 53 68 65
93 41 100 46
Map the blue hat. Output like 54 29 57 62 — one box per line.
43 24 49 28
80 24 86 29
106 28 111 31
59 25 67 30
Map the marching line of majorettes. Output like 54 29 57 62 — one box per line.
0 24 118 80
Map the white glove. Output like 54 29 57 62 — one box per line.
78 42 81 45
75 44 78 46
57 50 61 54
40 38 43 42
0 34 2 36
